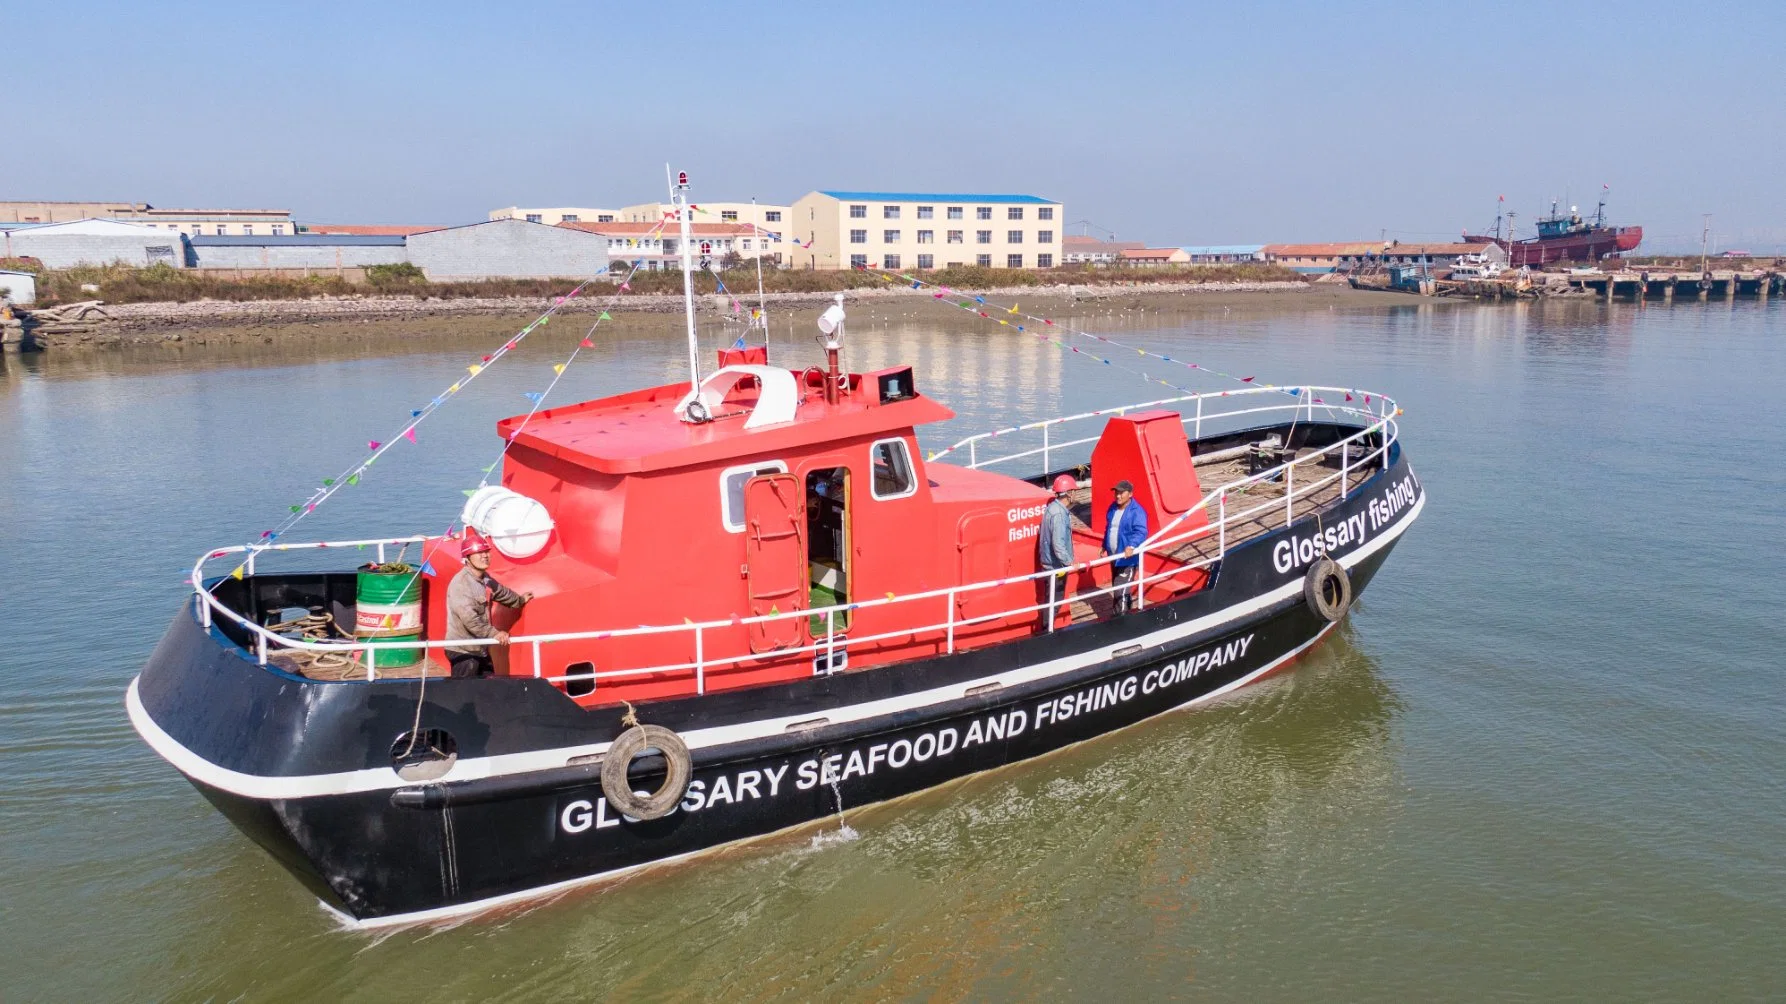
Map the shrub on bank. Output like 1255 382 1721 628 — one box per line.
33 260 1306 306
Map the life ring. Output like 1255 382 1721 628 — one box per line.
600 724 692 820
1303 556 1352 622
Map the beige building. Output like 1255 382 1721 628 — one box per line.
489 206 622 225
787 191 1064 270
617 201 789 234
560 221 779 266
0 201 293 236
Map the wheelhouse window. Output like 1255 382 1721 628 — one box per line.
870 438 917 500
720 461 788 532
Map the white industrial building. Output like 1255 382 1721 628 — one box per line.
2 219 187 269
406 219 609 281
187 234 409 270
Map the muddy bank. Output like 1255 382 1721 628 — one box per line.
21 282 1438 350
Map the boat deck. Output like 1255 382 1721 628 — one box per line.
267 450 1366 683
1057 449 1356 621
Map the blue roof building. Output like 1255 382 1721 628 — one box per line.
1179 244 1266 264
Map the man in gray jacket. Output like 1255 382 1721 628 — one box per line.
1037 474 1078 629
445 532 531 678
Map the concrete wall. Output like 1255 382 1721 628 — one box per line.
4 231 186 269
406 219 609 280
188 243 408 269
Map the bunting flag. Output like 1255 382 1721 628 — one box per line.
220 218 677 581
524 391 544 403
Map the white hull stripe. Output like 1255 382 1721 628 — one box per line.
129 492 1424 801
329 620 1340 932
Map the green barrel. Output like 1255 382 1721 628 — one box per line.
355 567 424 668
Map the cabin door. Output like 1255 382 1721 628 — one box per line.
742 472 807 653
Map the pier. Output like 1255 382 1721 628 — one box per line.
1433 268 1784 302
1558 269 1780 302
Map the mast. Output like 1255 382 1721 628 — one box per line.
752 196 768 339
668 165 699 388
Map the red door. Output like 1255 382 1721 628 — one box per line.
743 473 807 653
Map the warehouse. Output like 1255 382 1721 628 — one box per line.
187 234 409 272
3 219 187 269
405 219 609 280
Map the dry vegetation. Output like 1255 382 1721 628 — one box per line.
26 260 1306 307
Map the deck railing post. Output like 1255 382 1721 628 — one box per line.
1218 490 1227 557
246 551 256 577
198 593 212 629
1194 395 1203 440
1341 441 1349 498
1047 571 1057 632
695 625 705 695
1042 423 1050 474
1134 545 1147 611
531 639 541 679
825 609 836 675
1285 461 1295 527
945 589 956 654
969 440 977 468
257 631 267 666
376 542 386 564
365 641 374 680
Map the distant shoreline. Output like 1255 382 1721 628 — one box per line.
19 282 1435 349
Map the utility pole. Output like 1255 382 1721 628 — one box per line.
1700 214 1712 277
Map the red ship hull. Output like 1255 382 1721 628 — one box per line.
1464 225 1642 267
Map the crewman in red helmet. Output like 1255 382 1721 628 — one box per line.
1037 473 1079 629
444 531 531 678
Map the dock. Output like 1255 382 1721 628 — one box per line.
1431 269 1784 302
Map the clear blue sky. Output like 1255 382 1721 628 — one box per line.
7 1 1782 252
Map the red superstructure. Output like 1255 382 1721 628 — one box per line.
418 349 1211 704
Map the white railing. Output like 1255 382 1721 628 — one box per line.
188 387 1400 689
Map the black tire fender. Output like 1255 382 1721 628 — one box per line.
1303 556 1352 622
600 724 693 821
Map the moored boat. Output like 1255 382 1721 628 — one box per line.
127 176 1425 928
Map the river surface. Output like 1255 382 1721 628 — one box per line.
2 295 1782 1000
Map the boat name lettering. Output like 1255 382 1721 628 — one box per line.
1367 474 1419 532
1007 503 1045 542
1271 473 1419 574
558 633 1254 834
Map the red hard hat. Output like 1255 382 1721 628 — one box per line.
1052 474 1077 494
461 531 492 557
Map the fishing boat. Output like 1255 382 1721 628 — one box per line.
127 174 1426 928
1466 189 1643 267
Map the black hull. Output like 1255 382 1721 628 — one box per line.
131 457 1423 925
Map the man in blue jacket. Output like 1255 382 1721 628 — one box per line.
1101 480 1148 615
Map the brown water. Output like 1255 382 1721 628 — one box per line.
2 296 1783 1000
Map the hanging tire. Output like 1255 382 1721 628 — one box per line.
600 724 692 821
1303 557 1352 622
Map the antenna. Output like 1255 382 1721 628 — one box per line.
667 165 699 389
